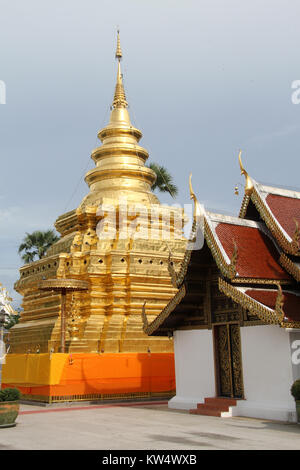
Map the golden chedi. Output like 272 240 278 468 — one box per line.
4 33 186 402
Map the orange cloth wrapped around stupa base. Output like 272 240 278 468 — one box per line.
2 352 175 403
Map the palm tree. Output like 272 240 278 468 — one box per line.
18 230 59 264
5 309 21 329
148 163 178 198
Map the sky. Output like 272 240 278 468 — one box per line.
1 0 300 307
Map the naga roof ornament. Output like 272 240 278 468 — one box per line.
238 150 254 196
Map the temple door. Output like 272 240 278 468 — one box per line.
213 323 244 399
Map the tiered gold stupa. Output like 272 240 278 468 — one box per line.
4 33 186 402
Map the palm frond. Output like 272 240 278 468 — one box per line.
148 163 178 198
18 229 59 263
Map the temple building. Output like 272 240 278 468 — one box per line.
144 157 300 422
0 284 16 316
2 33 186 402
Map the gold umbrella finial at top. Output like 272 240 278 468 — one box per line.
115 29 122 60
112 29 128 109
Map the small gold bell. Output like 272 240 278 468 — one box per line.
235 186 239 196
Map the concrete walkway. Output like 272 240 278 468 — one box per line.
0 401 299 450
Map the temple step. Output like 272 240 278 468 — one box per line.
190 407 222 417
190 397 237 418
204 397 237 407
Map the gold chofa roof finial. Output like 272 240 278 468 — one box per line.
238 150 254 196
112 30 128 108
189 173 203 220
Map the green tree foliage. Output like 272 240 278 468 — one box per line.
4 310 21 330
148 163 178 198
0 388 21 402
291 379 300 400
18 230 59 264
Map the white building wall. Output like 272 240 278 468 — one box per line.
168 329 215 410
233 325 297 422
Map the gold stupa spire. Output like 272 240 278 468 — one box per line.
79 30 158 208
112 31 128 109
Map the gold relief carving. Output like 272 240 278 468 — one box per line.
228 241 238 280
141 301 148 330
70 231 83 253
39 279 89 291
82 228 98 252
219 277 277 326
144 285 186 335
279 253 300 282
238 194 251 219
57 253 71 278
16 255 60 284
55 209 78 237
229 324 244 398
47 235 74 257
176 247 193 286
291 219 300 254
281 320 300 329
167 252 178 288
213 312 240 323
232 277 291 285
215 325 232 396
218 277 300 329
67 294 86 341
214 323 244 398
275 284 285 323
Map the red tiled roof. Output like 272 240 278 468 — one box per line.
266 194 300 239
245 289 300 323
215 223 290 280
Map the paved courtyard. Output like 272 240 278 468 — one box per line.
0 401 300 450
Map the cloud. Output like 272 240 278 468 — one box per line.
0 203 59 307
247 123 300 145
0 206 20 220
0 204 58 241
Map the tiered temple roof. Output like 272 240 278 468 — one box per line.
144 158 300 336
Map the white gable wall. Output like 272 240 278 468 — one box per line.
232 325 297 422
168 329 215 410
